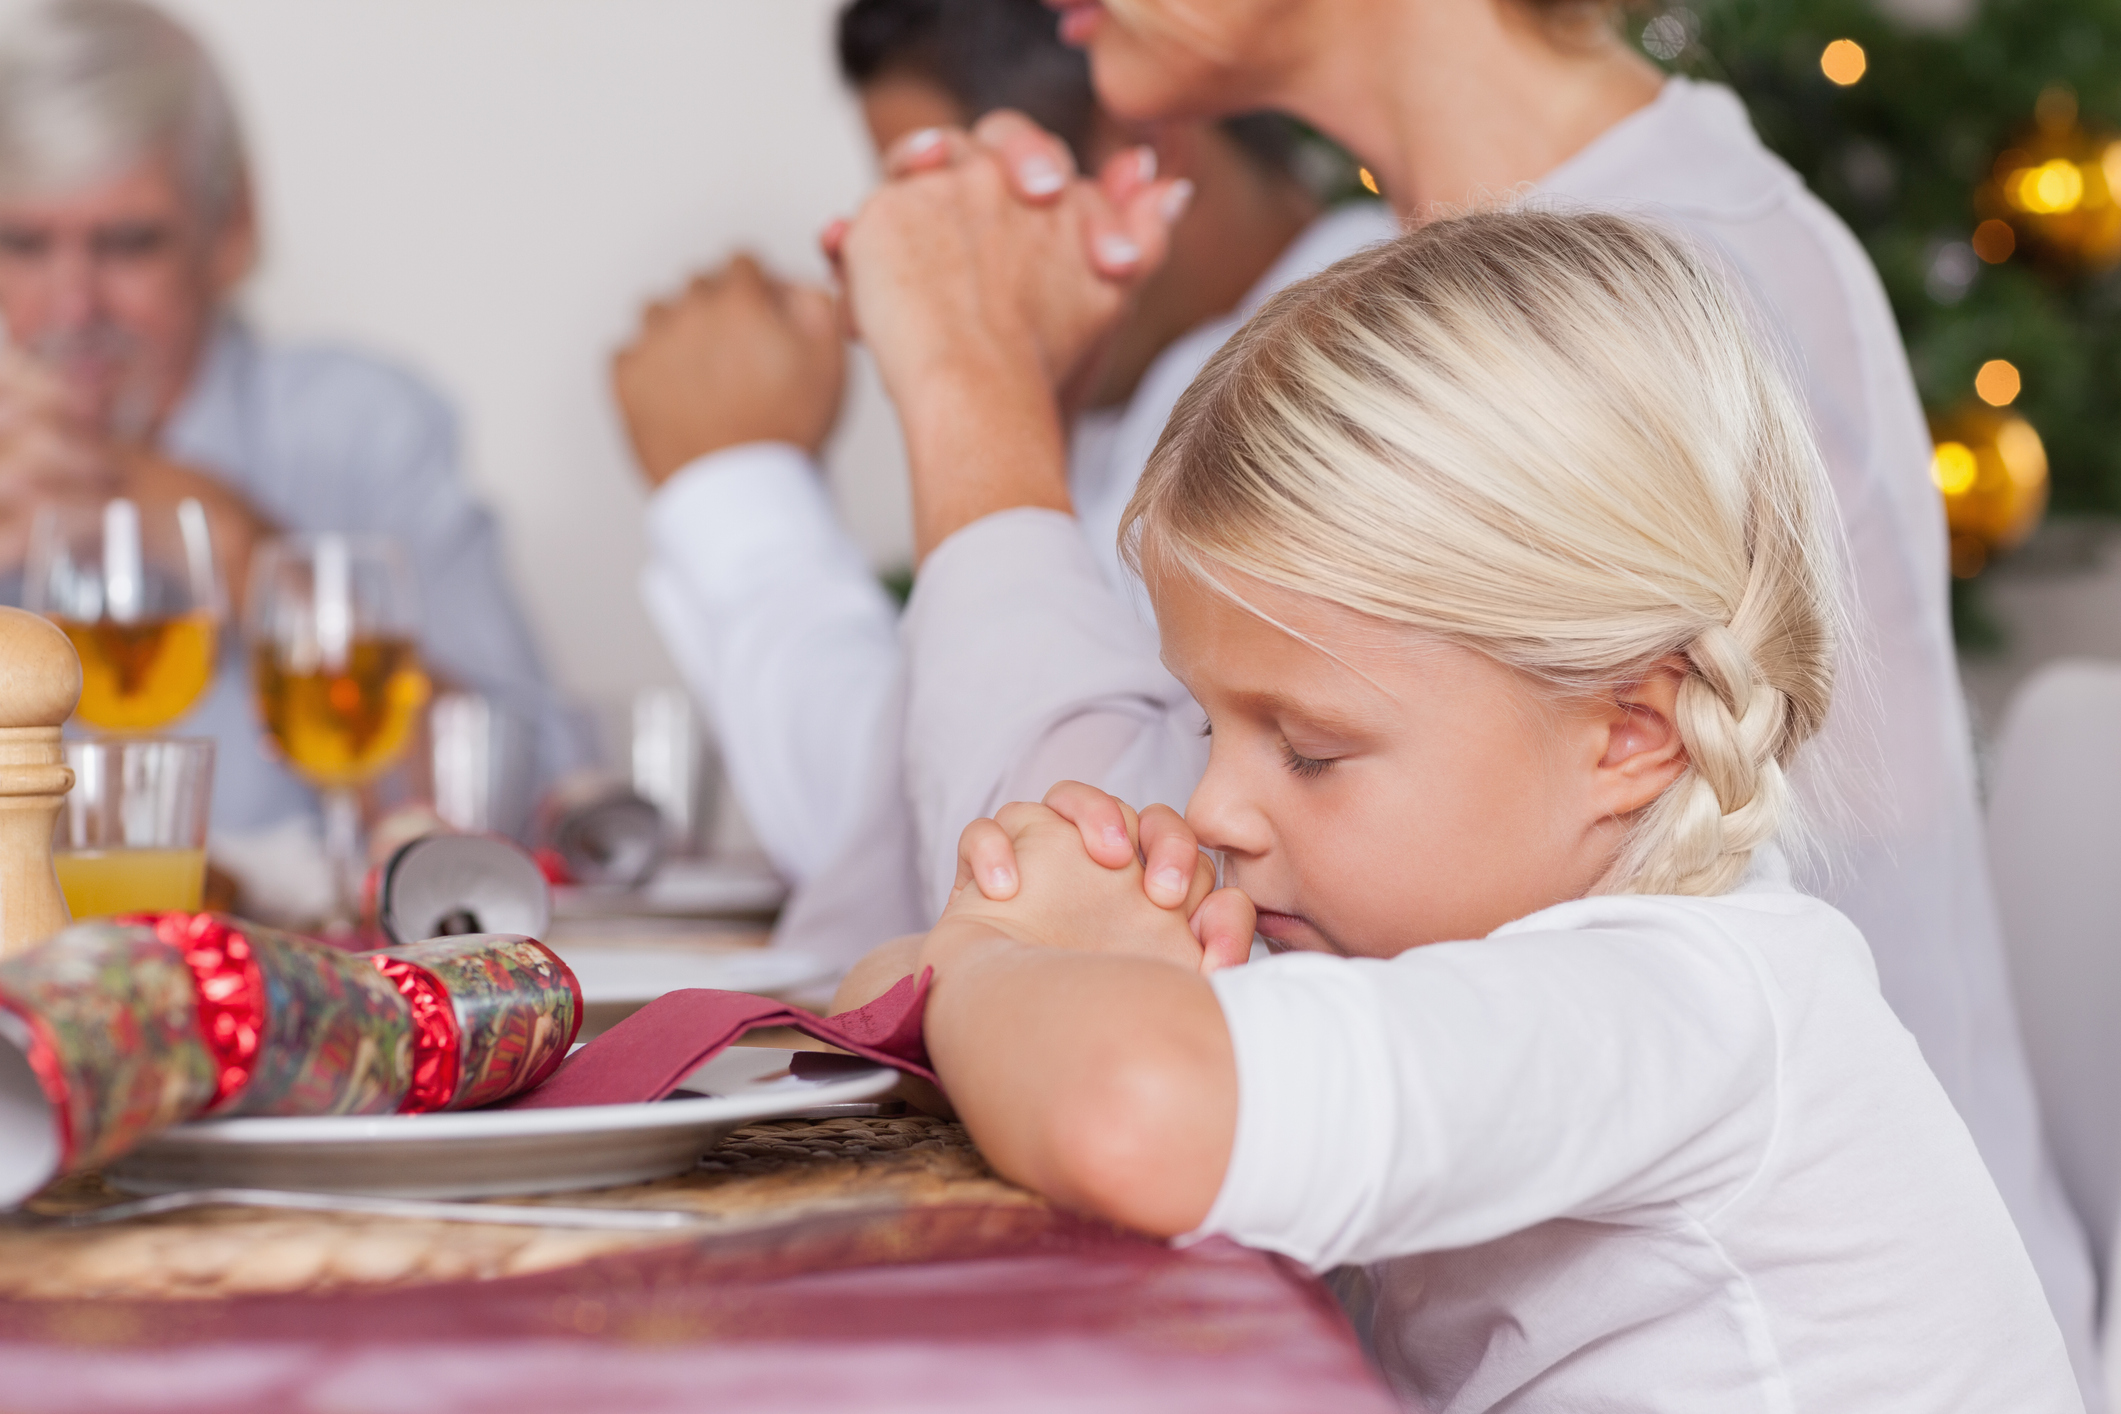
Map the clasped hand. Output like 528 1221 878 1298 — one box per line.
0 345 116 564
928 781 1255 977
830 110 1188 411
0 347 262 593
612 254 845 487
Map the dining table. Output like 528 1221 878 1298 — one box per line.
0 914 1404 1414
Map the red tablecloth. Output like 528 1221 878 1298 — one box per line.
0 1205 1402 1414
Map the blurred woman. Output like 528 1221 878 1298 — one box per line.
832 0 2101 1399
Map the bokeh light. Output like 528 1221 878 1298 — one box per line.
1975 359 2022 406
1820 39 1867 86
1930 405 2049 578
2010 158 2086 214
1932 442 1978 496
1972 218 2017 263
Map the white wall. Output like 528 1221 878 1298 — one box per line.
153 0 914 748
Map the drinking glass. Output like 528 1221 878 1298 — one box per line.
245 534 430 919
431 692 536 842
25 497 221 731
631 686 714 856
52 737 215 917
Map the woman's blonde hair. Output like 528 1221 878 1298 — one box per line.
1123 207 1839 898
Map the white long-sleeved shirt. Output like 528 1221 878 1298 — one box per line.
1197 855 2081 1413
888 78 2102 1400
642 446 903 882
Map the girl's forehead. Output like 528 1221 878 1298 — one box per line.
1148 564 1458 709
1149 560 1393 653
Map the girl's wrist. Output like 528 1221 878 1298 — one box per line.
917 914 1029 979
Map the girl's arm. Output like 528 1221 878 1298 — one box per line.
908 802 1785 1272
916 916 1237 1238
829 933 926 1014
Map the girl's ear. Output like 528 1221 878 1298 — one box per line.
1595 657 1691 817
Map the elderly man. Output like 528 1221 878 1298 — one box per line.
0 0 582 886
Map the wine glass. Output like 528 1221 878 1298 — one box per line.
246 534 431 922
24 496 221 731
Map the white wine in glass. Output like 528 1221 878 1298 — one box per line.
26 497 221 732
246 534 429 921
251 635 428 788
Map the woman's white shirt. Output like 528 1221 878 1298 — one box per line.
891 78 2100 1396
1197 857 2080 1413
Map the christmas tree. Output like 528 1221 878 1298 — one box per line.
1646 0 2121 643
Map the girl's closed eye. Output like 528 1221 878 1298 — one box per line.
1280 740 1335 778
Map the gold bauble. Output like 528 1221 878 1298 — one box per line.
1930 403 2049 577
1975 85 2121 272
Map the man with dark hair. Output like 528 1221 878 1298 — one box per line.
837 0 1099 160
837 0 1310 201
611 0 1393 963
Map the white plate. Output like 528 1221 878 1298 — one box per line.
104 1050 898 1199
553 856 788 920
554 947 833 1007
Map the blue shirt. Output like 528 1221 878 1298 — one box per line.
160 319 585 832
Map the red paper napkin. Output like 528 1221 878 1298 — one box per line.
503 970 935 1109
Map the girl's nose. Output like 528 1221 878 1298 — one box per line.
1185 755 1272 860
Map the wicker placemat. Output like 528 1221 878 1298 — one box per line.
0 1116 1040 1302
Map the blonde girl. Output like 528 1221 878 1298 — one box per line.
840 208 2077 1412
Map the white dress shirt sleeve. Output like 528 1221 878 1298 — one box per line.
642 442 900 884
899 507 1209 913
1193 928 1780 1272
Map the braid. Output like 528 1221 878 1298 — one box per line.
1632 623 1793 895
1614 471 1834 899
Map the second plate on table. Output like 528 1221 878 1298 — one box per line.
552 855 788 920
556 947 833 1008
543 942 836 1037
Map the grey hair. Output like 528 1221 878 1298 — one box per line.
0 0 249 226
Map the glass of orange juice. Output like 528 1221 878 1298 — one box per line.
25 497 221 732
53 738 215 918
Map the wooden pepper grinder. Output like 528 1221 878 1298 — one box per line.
0 606 80 957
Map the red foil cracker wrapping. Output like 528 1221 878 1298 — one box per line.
370 935 580 1112
0 917 579 1206
0 922 219 1180
132 914 413 1119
